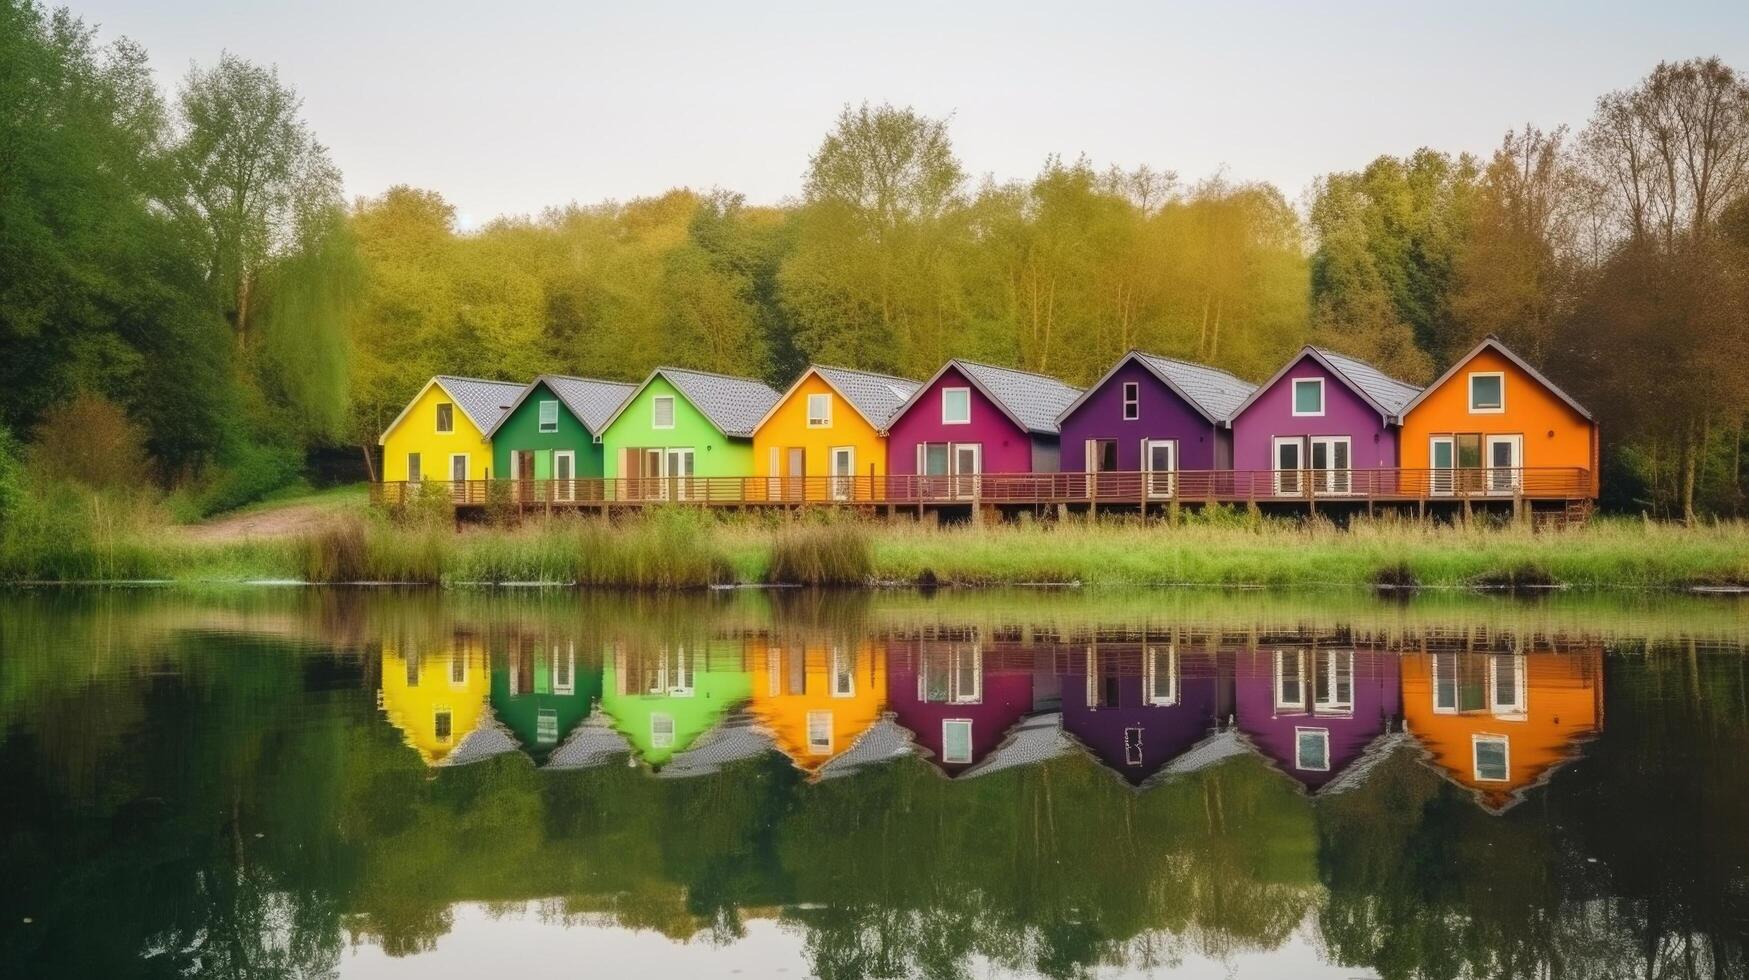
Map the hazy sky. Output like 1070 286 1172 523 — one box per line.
75 0 1749 229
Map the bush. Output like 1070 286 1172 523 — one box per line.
768 518 874 586
188 440 304 517
299 514 370 582
29 392 149 490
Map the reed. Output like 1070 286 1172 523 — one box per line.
767 517 875 586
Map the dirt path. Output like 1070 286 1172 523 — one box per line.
181 502 352 544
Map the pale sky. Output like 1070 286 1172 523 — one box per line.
75 0 1749 230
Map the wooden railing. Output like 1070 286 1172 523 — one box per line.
370 467 1593 509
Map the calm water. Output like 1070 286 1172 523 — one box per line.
3 588 1748 979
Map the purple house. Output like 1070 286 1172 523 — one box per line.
1232 647 1401 793
884 360 1083 487
887 638 1036 776
1062 644 1231 786
1226 347 1419 495
1056 351 1256 487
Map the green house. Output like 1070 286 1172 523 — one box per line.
487 375 636 491
597 367 781 498
489 636 603 765
599 640 752 769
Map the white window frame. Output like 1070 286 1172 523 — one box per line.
435 402 455 433
830 645 855 698
1143 439 1177 499
1274 650 1307 712
553 450 576 502
830 447 855 501
919 644 982 704
1489 654 1528 721
1485 434 1523 495
1468 372 1506 414
652 395 676 430
1472 733 1511 781
806 710 834 755
536 708 559 744
941 719 974 764
952 444 982 501
1294 727 1331 771
1144 644 1178 706
1124 727 1144 767
1273 437 1304 496
538 399 560 433
807 392 832 428
942 387 971 425
1313 650 1354 716
1309 435 1352 495
1432 654 1458 714
651 713 675 749
1429 436 1456 496
553 641 575 695
1291 378 1325 417
1122 381 1140 421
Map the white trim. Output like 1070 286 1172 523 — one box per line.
829 446 855 501
651 713 675 749
1122 381 1140 421
1489 654 1528 721
1313 650 1354 716
651 395 676 430
1472 733 1510 781
1432 653 1457 714
1224 347 1403 428
1294 727 1331 771
942 386 971 425
941 719 974 764
1429 435 1455 496
1468 371 1506 414
1272 437 1303 496
1143 439 1177 498
536 707 559 744
1485 434 1523 495
885 360 1044 437
553 450 576 502
1144 644 1178 706
807 392 833 428
538 398 560 432
1396 336 1593 422
1291 377 1325 417
1309 435 1352 495
1274 649 1306 712
830 645 855 698
806 710 834 755
952 443 982 500
751 365 919 435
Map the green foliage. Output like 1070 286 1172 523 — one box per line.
0 424 20 528
767 516 874 585
26 391 149 490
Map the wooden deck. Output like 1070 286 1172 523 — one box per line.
370 467 1595 519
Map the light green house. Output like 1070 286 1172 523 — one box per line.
597 367 782 498
599 640 752 769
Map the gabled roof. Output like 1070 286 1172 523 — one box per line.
596 366 782 439
1223 347 1420 426
755 365 921 434
655 712 775 778
1396 335 1594 422
377 375 526 444
1055 350 1257 426
887 359 1084 436
816 715 916 780
486 374 637 438
542 711 634 770
959 712 1074 779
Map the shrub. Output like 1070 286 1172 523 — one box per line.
299 514 370 582
30 392 149 490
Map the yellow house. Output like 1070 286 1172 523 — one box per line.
379 634 492 766
747 638 888 776
378 375 527 483
752 366 919 501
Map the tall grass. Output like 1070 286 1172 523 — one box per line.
767 517 874 586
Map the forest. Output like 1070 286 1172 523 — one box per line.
3 0 1749 523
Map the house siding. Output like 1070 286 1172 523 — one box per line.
490 379 608 480
1230 357 1400 474
886 365 1042 476
380 382 496 482
1399 345 1597 487
1058 359 1228 473
1233 647 1401 792
600 376 756 480
1061 646 1227 785
753 371 890 499
886 639 1035 776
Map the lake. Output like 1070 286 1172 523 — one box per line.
2 587 1746 979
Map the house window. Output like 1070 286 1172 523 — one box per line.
554 642 575 696
830 646 855 697
1145 645 1177 706
1295 728 1330 771
1473 734 1510 781
942 387 971 424
1313 650 1353 714
1124 727 1144 767
1122 381 1140 421
536 708 559 744
1292 378 1324 417
434 708 453 744
1275 650 1307 711
650 713 675 748
942 719 974 764
919 644 981 704
450 651 467 686
652 396 675 429
1490 654 1528 719
807 710 833 755
435 402 454 433
539 399 559 433
1469 372 1505 413
407 452 422 482
807 393 832 428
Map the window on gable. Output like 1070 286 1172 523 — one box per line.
539 399 559 433
1295 728 1330 771
942 387 970 424
652 395 675 429
1123 381 1139 420
435 403 454 433
808 393 832 427
1469 373 1504 413
1292 379 1323 416
1473 734 1509 781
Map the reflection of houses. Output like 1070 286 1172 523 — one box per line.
489 632 601 765
1234 646 1401 793
599 640 752 769
378 636 494 766
1402 647 1603 812
886 636 1039 776
1061 642 1230 786
747 639 888 776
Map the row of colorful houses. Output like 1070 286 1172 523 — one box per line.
380 635 1603 814
378 336 1599 499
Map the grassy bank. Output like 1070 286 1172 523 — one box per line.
5 493 1749 590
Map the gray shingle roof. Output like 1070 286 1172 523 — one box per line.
542 712 634 770
546 376 637 435
1135 353 1258 421
815 366 921 429
955 361 1084 435
655 713 774 778
960 712 1074 779
1311 348 1420 416
657 368 782 438
435 375 527 432
816 716 916 780
436 712 523 768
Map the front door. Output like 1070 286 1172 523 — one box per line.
641 448 664 500
666 448 695 501
952 444 982 501
1143 439 1176 498
450 454 469 502
554 451 575 502
919 443 950 499
1430 437 1455 496
1085 439 1117 497
1274 438 1303 496
830 447 854 501
1486 435 1522 494
1309 436 1351 495
786 447 805 501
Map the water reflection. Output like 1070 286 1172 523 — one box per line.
2 589 1744 979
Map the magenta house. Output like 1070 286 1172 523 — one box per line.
886 639 1036 777
1061 645 1231 786
1232 647 1401 793
1226 347 1419 495
1056 351 1256 485
884 360 1083 486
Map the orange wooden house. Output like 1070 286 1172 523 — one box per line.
1398 336 1599 499
1401 647 1603 812
746 638 888 776
751 366 919 501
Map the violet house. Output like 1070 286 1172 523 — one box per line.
1055 351 1256 492
1061 644 1231 786
886 638 1036 776
884 360 1083 492
1233 647 1401 793
1226 347 1419 495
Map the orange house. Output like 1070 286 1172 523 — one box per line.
747 638 888 775
1398 336 1599 498
1401 647 1603 812
752 366 919 501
